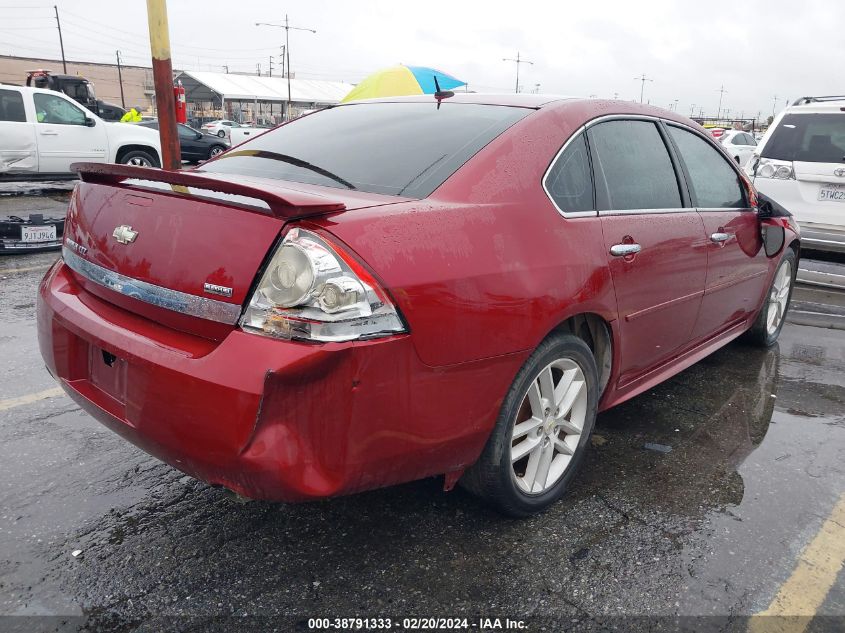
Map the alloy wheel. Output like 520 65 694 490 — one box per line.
126 156 152 167
510 358 588 494
766 259 792 335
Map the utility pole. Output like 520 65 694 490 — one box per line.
503 52 533 94
716 84 728 119
690 103 696 116
54 5 66 73
116 50 125 109
256 62 261 76
772 95 778 117
269 55 274 77
145 0 180 170
534 83 540 94
613 92 619 99
256 16 316 121
222 65 229 74
279 45 285 78
633 74 652 103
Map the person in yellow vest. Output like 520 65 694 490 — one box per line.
120 106 143 123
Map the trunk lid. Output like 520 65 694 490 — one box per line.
64 163 407 340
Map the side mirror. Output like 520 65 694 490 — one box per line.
195 132 203 140
757 192 789 258
84 117 96 127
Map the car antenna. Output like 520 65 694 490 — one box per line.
433 75 454 109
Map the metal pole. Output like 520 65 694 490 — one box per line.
515 52 520 94
54 5 66 73
116 50 126 109
146 0 180 170
716 85 727 120
285 15 291 121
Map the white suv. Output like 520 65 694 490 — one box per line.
0 85 162 179
746 96 845 253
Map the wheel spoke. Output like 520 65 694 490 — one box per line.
532 443 555 491
556 378 585 421
522 441 544 482
553 435 575 455
513 416 543 439
526 381 544 419
552 368 576 408
538 366 555 403
511 436 541 463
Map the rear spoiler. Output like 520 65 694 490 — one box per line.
71 162 346 219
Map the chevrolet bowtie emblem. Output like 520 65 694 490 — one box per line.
112 225 138 244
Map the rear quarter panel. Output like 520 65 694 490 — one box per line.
316 102 618 368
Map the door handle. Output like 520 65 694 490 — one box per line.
39 130 59 135
610 243 642 257
710 232 730 243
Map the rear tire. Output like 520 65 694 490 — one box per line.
461 333 598 517
744 249 796 347
217 130 226 138
119 149 158 168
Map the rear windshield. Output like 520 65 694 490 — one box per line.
762 113 845 163
199 102 530 198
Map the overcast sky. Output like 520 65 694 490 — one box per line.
2 0 843 119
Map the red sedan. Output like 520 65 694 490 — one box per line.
37 95 799 516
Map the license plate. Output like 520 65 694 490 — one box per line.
21 225 56 242
818 183 845 202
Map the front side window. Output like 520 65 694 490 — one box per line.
763 113 845 163
668 125 745 208
33 93 86 125
201 102 529 198
544 132 594 214
588 120 681 210
0 89 26 122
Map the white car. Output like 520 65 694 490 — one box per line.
718 129 758 166
200 119 258 146
746 96 845 253
0 84 162 178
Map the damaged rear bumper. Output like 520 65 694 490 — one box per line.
37 260 520 501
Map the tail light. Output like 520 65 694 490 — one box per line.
240 228 406 342
754 157 795 180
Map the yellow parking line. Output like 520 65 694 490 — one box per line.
0 387 65 412
749 493 845 633
0 264 52 275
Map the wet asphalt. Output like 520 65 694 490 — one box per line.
1 189 844 633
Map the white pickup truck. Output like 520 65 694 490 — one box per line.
0 84 162 179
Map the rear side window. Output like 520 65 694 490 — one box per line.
201 102 530 198
667 125 745 208
0 89 26 122
544 132 594 214
588 120 681 210
763 113 845 163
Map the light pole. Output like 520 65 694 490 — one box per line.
503 52 533 94
689 103 695 116
256 16 316 120
633 74 652 103
716 84 728 119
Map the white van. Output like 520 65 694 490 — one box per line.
0 84 162 179
746 96 845 253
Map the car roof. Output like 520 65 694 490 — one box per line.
784 98 845 115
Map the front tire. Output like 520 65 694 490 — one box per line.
208 145 225 159
217 130 226 138
745 249 796 347
461 333 598 517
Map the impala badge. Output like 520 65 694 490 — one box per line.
203 282 233 298
112 225 138 244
